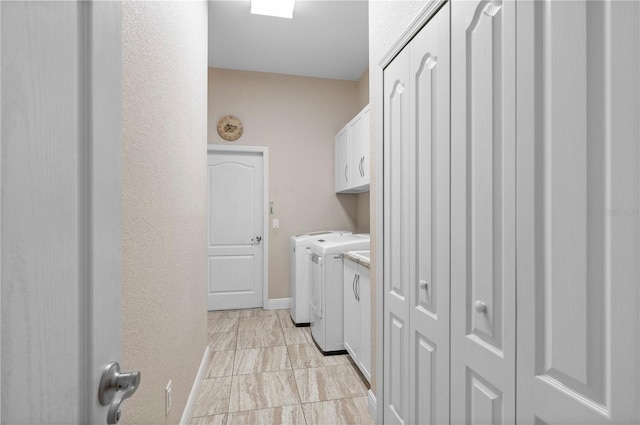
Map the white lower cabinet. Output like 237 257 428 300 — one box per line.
343 258 371 383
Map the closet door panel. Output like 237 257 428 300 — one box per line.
383 45 411 425
516 1 640 423
451 0 516 423
408 3 450 425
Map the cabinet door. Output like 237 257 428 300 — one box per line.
407 4 450 425
360 107 370 184
343 259 359 360
335 126 350 192
516 1 640 423
349 106 370 189
450 0 516 424
358 266 372 382
383 44 411 425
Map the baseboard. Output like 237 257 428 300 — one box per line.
179 345 210 425
367 389 377 424
266 297 291 310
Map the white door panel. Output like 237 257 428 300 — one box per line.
207 151 263 310
344 259 359 359
1 2 124 423
335 127 350 192
516 1 640 423
383 43 411 425
408 4 450 425
358 267 372 382
451 0 516 423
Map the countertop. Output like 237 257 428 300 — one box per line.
342 250 370 269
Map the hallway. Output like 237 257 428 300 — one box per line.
192 309 374 424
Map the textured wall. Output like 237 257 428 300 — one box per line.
122 2 208 424
208 68 365 299
368 0 428 397
356 69 371 234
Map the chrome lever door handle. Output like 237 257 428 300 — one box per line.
256 236 262 243
99 362 141 424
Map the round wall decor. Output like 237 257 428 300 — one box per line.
217 115 243 141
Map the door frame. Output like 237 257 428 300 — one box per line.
374 1 447 423
206 145 269 310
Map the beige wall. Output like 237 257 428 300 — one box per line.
356 67 370 111
368 0 428 396
208 68 367 299
122 2 208 424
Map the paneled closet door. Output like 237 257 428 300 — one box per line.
450 0 516 424
407 3 450 425
383 45 411 425
516 1 640 423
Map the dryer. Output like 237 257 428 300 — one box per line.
310 234 370 354
289 230 351 325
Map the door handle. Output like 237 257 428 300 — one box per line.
355 273 360 301
361 156 365 176
345 164 348 182
252 236 262 244
474 300 487 313
99 362 141 424
256 236 262 243
352 273 357 300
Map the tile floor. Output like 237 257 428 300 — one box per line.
192 309 374 425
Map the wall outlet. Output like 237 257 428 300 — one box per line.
272 218 280 229
165 380 172 417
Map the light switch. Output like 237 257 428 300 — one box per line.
272 218 280 229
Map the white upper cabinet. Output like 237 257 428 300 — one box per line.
335 105 370 193
335 126 350 192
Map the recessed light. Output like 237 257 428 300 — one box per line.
251 0 295 19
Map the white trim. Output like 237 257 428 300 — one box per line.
266 297 292 310
367 389 377 424
0 3 3 421
179 346 210 425
206 145 269 309
374 2 446 423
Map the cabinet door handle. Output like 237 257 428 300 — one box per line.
361 156 365 177
352 273 358 300
345 164 348 182
355 274 360 301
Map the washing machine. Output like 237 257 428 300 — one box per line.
289 231 351 325
310 234 370 354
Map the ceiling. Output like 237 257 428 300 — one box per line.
208 1 369 81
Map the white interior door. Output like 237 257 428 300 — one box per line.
1 2 126 423
516 1 640 423
383 43 411 425
207 149 264 310
451 0 517 423
407 4 450 425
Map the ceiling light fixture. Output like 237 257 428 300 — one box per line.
250 0 295 19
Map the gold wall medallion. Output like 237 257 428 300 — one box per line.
217 115 243 141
